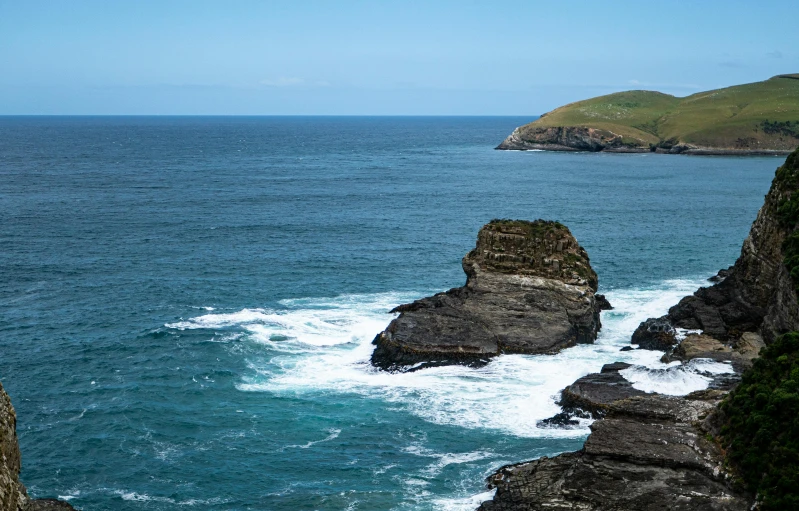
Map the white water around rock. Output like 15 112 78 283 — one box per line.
171 277 722 439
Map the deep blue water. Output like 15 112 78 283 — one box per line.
0 116 782 510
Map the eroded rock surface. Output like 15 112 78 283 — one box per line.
480 393 753 511
557 363 645 419
371 220 602 371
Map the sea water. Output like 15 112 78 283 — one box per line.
0 116 780 510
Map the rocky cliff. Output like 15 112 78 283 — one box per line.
477 148 799 510
0 383 75 511
634 148 799 350
371 220 605 372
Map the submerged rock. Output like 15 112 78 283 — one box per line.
371 219 603 371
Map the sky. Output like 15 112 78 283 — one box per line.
1 0 798 115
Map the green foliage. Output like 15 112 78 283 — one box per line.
774 149 799 299
762 120 799 139
720 332 799 510
775 150 799 228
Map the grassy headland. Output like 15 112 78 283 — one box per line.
498 74 799 154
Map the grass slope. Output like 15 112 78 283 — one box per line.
520 75 799 151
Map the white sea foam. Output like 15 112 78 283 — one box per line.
620 358 735 395
432 488 497 511
282 428 341 450
171 278 721 438
403 444 495 477
112 490 227 506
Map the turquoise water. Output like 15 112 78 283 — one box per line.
0 116 780 510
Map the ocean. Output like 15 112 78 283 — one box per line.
0 116 781 510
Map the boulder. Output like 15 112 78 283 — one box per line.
631 317 677 350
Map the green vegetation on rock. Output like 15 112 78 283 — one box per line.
720 331 799 510
505 75 799 153
775 149 799 297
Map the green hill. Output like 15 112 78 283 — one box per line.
497 75 799 154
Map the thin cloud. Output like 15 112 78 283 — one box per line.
767 50 783 59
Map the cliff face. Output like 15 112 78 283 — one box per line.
371 220 604 371
496 126 649 153
645 149 799 348
0 384 28 511
0 384 75 511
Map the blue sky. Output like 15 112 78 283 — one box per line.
1 0 798 115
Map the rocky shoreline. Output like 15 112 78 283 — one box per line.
475 148 799 509
496 125 794 156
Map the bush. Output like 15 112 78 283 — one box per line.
720 332 799 510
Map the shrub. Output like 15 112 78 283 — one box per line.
720 332 799 510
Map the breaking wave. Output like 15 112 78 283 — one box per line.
167 277 719 440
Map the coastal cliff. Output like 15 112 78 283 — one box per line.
478 148 799 510
497 74 799 155
371 220 606 372
636 148 799 349
0 383 74 511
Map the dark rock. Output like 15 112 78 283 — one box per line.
619 345 634 351
708 266 732 283
535 412 580 428
631 317 677 350
558 363 645 418
595 293 613 310
496 125 651 152
479 394 753 511
27 500 77 510
371 220 602 371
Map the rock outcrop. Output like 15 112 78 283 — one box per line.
496 126 650 153
0 383 75 511
480 392 753 511
371 220 603 371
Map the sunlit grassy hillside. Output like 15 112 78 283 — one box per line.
516 75 799 151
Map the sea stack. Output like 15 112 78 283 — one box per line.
370 219 603 372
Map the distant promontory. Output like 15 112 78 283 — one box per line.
497 74 799 155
